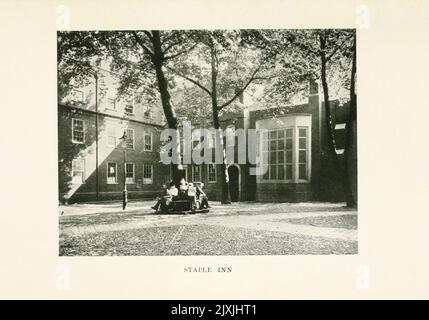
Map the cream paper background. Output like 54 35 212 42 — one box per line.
0 0 428 299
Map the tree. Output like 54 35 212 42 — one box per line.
58 30 197 187
167 30 269 204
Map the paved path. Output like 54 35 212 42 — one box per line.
60 207 357 241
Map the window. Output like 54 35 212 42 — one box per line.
144 132 153 151
70 88 84 103
125 162 135 183
207 130 217 148
207 164 216 183
107 98 116 110
71 159 85 184
260 126 309 182
126 128 134 149
107 126 116 147
144 106 152 119
143 164 153 184
298 127 308 180
125 103 134 115
192 165 201 182
107 162 117 184
72 119 84 143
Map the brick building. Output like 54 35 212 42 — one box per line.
58 67 170 203
58 68 356 204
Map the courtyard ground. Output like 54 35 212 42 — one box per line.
59 201 357 256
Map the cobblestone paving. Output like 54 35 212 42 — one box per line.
59 201 358 256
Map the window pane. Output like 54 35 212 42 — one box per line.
125 105 133 114
286 139 292 149
278 165 285 180
269 130 277 139
299 138 306 149
286 164 293 180
286 151 293 163
286 128 293 138
299 164 307 179
277 151 284 164
269 152 277 164
270 140 277 150
299 128 307 137
278 139 285 150
269 165 277 180
278 130 284 138
299 150 307 163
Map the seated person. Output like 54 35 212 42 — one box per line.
151 184 169 213
178 178 189 199
187 183 197 206
196 182 210 209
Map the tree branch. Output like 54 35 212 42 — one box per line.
218 65 261 110
166 66 212 96
164 42 198 60
131 31 154 59
143 30 153 41
326 33 354 62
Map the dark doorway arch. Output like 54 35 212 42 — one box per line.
228 164 240 202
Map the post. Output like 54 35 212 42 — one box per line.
95 73 99 201
123 146 128 210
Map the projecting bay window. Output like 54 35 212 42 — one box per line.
258 116 311 183
107 162 117 184
298 127 308 181
125 162 135 184
143 164 153 184
71 159 85 184
72 119 84 144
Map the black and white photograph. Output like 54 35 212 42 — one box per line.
58 29 358 256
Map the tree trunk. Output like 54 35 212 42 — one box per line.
343 34 357 208
151 31 184 187
210 44 231 204
319 32 348 202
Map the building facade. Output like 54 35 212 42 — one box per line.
58 67 170 203
58 69 356 204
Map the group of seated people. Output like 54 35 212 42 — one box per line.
151 178 210 213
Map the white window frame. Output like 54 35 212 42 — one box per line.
106 97 116 110
256 115 311 184
142 164 153 184
107 162 118 184
125 96 135 115
125 162 135 184
296 126 310 183
126 128 135 150
192 164 201 182
144 131 153 151
72 118 85 144
70 88 85 103
207 164 217 183
71 159 85 184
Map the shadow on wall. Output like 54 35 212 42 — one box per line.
57 106 108 204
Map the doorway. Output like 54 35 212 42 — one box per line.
228 164 240 202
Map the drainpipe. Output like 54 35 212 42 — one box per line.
95 73 99 201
